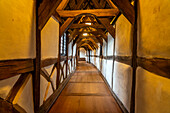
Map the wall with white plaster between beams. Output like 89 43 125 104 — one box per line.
0 1 61 112
135 0 170 113
0 0 36 112
90 1 170 113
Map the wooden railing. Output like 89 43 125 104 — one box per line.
0 56 77 113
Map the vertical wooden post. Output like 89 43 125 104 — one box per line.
76 47 78 66
88 50 90 63
33 1 41 112
100 45 103 71
111 32 116 89
65 32 69 78
57 26 61 89
71 44 74 70
130 0 138 113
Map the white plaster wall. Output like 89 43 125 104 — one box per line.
113 61 132 112
79 48 86 58
96 43 100 56
40 75 48 106
103 40 107 56
138 0 170 58
115 15 132 56
0 0 36 60
135 0 170 113
106 60 113 87
46 84 53 100
0 75 20 99
96 57 100 70
44 64 54 75
107 33 114 56
101 59 107 78
90 57 94 64
60 61 65 83
136 67 170 113
68 41 73 56
41 17 59 59
73 44 77 56
51 68 57 90
16 75 34 113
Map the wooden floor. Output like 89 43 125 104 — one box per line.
49 61 122 113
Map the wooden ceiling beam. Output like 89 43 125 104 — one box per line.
56 9 119 17
52 12 63 24
91 0 116 38
99 18 115 38
80 45 93 50
69 29 79 42
93 29 107 42
77 38 99 48
79 36 103 45
79 43 95 50
79 43 94 50
38 0 62 30
71 30 107 42
60 0 84 37
110 0 135 24
80 46 88 51
57 0 69 10
59 18 74 37
73 35 103 46
100 0 107 8
74 0 85 10
70 24 105 29
106 0 117 9
91 0 101 9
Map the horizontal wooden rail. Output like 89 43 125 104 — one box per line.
137 57 170 79
0 59 34 80
89 55 170 79
0 56 75 80
38 72 75 113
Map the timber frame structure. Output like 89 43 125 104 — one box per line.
0 0 170 113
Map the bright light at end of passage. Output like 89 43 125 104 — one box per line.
83 33 88 36
85 23 92 25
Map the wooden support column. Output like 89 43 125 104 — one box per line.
57 25 61 89
76 47 78 67
111 32 116 89
89 50 90 63
100 45 103 71
65 32 69 78
130 0 138 113
33 1 41 112
71 44 74 70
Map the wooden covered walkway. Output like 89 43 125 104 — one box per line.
49 61 122 113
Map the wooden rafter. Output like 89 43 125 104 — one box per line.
70 24 105 29
57 0 69 10
5 73 30 103
38 0 62 30
59 0 84 38
75 36 103 46
78 40 98 49
79 43 94 50
56 9 119 17
52 12 63 24
77 38 99 48
99 18 115 38
110 0 135 24
59 18 74 37
90 0 116 39
78 41 97 50
105 0 117 9
72 30 107 42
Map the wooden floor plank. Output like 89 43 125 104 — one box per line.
49 61 122 113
